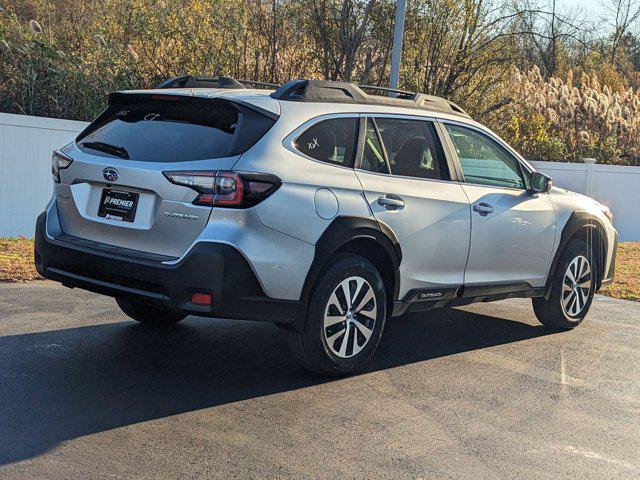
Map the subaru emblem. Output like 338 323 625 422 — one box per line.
102 167 119 182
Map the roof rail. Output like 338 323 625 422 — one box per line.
357 84 415 99
270 79 470 118
237 79 281 89
446 101 470 117
156 75 281 90
156 75 245 89
154 76 469 116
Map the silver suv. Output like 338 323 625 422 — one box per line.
35 76 618 375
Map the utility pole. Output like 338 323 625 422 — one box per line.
389 0 407 91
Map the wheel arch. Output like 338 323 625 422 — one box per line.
546 211 608 295
300 216 402 318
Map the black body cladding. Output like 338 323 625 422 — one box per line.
300 216 402 318
545 211 612 293
34 213 302 325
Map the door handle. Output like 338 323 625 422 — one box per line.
377 195 405 209
473 202 494 216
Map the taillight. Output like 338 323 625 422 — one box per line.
51 150 73 183
163 170 281 208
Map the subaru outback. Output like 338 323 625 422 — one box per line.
34 76 618 375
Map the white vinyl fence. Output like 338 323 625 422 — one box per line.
0 112 637 240
530 160 639 241
0 112 87 238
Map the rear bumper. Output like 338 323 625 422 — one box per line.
34 211 302 324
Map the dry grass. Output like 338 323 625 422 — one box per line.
601 242 640 302
0 237 41 282
1 236 639 302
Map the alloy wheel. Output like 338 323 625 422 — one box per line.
561 255 592 317
323 276 377 358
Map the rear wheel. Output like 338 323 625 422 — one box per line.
533 238 596 329
116 297 186 327
289 254 387 376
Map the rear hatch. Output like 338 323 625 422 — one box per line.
54 91 277 259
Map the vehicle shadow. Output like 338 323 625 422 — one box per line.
0 307 551 465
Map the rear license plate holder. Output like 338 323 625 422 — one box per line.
97 188 139 223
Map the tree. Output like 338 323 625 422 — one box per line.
307 0 380 81
511 0 589 78
604 0 640 63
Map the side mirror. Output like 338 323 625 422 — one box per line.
530 171 552 193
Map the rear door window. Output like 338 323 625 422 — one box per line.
293 117 358 167
360 117 449 180
77 94 276 162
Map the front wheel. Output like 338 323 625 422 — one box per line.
533 238 596 329
116 297 186 327
289 254 387 376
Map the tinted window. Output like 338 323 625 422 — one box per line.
374 118 447 180
445 124 525 189
77 95 275 162
294 117 358 167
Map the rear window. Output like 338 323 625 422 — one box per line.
76 94 276 162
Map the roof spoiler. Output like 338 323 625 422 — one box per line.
106 90 280 121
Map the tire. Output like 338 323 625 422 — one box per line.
289 253 387 376
116 297 186 327
533 238 597 329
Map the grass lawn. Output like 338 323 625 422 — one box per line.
0 237 39 283
1 236 639 302
600 242 640 302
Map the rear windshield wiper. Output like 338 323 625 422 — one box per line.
80 141 130 159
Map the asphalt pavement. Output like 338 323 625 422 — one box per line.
0 281 638 479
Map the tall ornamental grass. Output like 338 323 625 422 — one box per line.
497 66 640 165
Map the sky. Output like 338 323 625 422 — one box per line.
554 0 631 29
556 0 607 16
